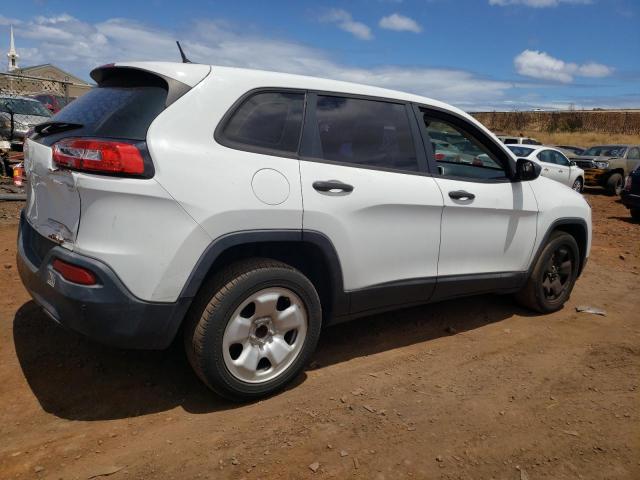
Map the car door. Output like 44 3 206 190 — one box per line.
551 150 572 186
415 106 538 300
298 93 444 314
536 149 565 184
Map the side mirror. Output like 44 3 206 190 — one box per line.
570 160 577 167
515 158 541 181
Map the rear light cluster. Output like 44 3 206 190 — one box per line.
624 175 632 192
52 138 145 175
52 258 97 285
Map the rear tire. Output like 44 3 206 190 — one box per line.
516 231 579 313
184 258 322 401
631 209 640 220
605 173 623 196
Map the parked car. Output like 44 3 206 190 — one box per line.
555 145 585 156
621 164 640 220
573 145 640 195
507 145 585 192
32 93 72 114
0 95 52 148
18 62 592 400
497 135 541 145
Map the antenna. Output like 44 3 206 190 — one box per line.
176 41 192 63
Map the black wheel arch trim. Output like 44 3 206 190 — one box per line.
529 217 589 277
177 228 348 313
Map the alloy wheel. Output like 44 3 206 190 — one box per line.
572 178 583 192
541 246 573 301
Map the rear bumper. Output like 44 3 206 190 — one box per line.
17 213 189 349
621 192 640 210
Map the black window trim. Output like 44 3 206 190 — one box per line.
413 104 517 184
214 87 308 160
214 86 519 182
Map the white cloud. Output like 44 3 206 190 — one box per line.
514 49 612 83
379 13 422 33
321 9 373 40
489 0 591 6
5 14 514 108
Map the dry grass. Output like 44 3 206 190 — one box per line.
499 131 640 147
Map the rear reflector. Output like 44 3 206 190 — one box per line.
52 138 145 175
52 258 97 285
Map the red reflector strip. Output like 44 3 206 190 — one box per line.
52 138 145 175
52 258 97 285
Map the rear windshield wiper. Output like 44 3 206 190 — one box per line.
35 121 84 136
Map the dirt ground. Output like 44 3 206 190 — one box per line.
0 190 638 480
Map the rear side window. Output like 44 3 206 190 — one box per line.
53 86 167 140
220 92 304 154
307 95 418 172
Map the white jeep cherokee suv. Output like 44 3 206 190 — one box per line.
18 63 591 400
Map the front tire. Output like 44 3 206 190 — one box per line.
605 173 623 196
516 231 579 313
572 177 583 193
184 258 322 401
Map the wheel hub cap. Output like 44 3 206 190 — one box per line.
222 287 308 384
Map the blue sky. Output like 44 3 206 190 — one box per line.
1 0 638 111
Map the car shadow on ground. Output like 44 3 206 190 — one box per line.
608 215 638 224
14 295 532 421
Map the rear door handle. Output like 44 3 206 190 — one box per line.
313 180 354 193
448 190 475 200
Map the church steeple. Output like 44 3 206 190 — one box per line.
7 25 19 72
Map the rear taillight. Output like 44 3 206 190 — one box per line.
52 258 97 285
624 175 632 192
52 138 145 175
435 152 445 161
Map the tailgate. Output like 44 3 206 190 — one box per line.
23 138 80 248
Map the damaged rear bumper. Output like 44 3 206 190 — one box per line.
17 212 189 349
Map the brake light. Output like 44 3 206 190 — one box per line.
52 258 97 285
435 152 445 161
624 175 632 192
52 138 145 175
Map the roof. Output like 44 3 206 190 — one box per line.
13 64 90 85
114 61 475 125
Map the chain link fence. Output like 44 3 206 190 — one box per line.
0 72 87 179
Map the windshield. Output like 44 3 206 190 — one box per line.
507 146 535 157
0 98 52 117
583 146 627 157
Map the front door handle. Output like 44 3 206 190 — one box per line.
313 180 354 193
448 190 475 200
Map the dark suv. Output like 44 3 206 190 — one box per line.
621 165 640 220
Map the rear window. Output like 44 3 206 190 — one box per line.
307 95 418 172
503 138 518 144
52 85 168 140
219 91 305 154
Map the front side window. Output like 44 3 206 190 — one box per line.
554 151 570 166
422 113 507 180
537 150 555 164
221 91 304 154
309 95 418 172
